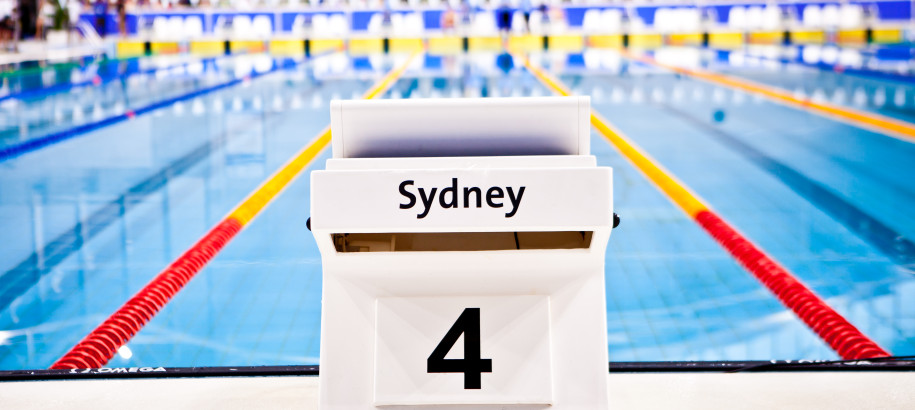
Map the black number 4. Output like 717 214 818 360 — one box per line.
427 307 493 389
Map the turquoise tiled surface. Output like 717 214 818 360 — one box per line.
1 49 913 369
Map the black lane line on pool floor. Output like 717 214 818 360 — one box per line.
0 109 289 313
0 138 222 313
661 103 915 268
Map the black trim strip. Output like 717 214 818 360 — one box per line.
1 361 912 382
0 365 318 382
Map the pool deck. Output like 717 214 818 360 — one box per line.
0 41 107 66
1 372 913 409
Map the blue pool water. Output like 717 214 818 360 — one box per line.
1 47 914 369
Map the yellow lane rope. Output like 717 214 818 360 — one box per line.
621 49 915 143
228 49 423 226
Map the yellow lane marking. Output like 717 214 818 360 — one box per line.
621 50 915 143
228 127 332 226
514 52 708 218
227 50 422 225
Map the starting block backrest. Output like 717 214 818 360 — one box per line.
330 96 591 159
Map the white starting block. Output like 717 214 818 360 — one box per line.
310 96 613 409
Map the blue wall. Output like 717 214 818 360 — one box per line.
85 1 912 37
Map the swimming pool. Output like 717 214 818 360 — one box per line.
1 46 913 370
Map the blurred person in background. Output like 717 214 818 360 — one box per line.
68 0 82 30
0 1 15 50
542 1 564 34
537 0 547 27
496 0 511 37
519 0 531 33
93 0 107 37
381 0 391 29
441 2 455 33
17 0 37 39
65 0 82 42
35 0 49 38
116 0 125 36
459 0 471 28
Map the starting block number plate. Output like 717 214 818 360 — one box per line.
374 296 553 406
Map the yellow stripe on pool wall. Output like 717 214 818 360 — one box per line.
230 40 266 53
514 52 709 217
748 31 783 45
872 29 903 44
837 29 867 44
667 33 703 46
427 36 463 54
389 38 424 52
116 41 145 58
151 41 180 54
587 34 623 48
311 38 346 53
548 34 585 51
508 34 543 51
469 36 502 51
708 32 744 49
269 39 304 56
190 40 225 56
629 33 663 49
350 38 384 54
227 49 422 226
622 50 915 144
790 30 826 44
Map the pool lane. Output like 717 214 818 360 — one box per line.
0 55 368 369
50 52 419 369
560 52 915 356
605 50 915 242
625 47 915 145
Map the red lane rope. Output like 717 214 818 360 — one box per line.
50 219 242 369
49 49 421 370
516 53 891 360
695 210 890 359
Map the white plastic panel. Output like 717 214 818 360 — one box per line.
374 296 552 405
330 96 590 158
311 167 611 233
